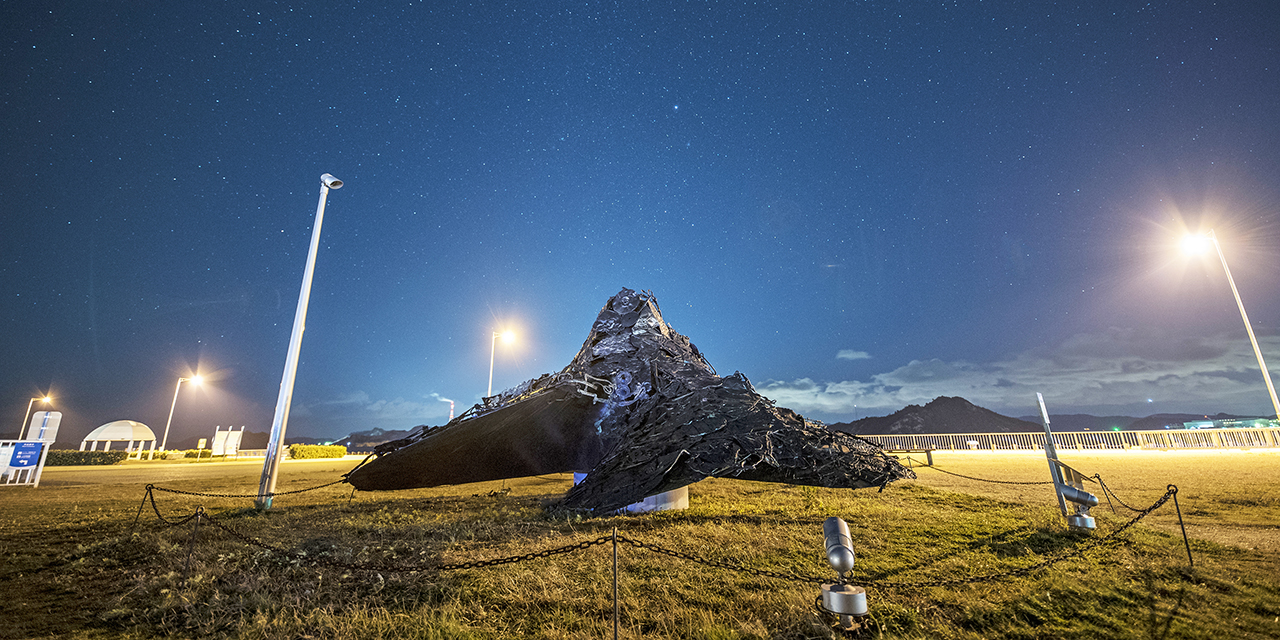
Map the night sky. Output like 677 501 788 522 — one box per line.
5 1 1280 446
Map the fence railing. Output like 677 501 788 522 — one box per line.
861 427 1280 451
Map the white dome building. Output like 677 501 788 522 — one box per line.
80 420 157 453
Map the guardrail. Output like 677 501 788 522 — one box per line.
859 427 1279 451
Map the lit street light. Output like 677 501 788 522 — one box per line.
18 395 52 440
488 330 515 397
156 376 202 456
1183 230 1280 419
257 173 343 510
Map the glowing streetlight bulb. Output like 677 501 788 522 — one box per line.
191 375 204 386
500 330 515 344
1181 234 1212 255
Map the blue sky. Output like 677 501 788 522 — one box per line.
3 1 1279 444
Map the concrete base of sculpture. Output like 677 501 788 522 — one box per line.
574 472 689 513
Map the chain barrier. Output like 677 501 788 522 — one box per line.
138 484 202 528
147 478 350 500
142 490 616 574
859 485 1178 588
904 459 1189 569
1092 474 1143 512
131 480 350 532
609 485 1178 590
202 511 614 573
905 459 1055 485
615 535 831 585
137 483 1182 591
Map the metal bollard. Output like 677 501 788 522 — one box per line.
819 517 869 631
1037 393 1098 530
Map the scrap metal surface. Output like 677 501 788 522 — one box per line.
346 288 914 511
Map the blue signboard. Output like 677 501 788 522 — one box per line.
9 442 44 468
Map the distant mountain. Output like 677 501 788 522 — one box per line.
284 435 331 446
1016 414 1138 432
333 427 416 452
830 401 1256 436
827 396 1041 435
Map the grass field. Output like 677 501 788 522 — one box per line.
2 450 1278 639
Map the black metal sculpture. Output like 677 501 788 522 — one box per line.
346 288 914 512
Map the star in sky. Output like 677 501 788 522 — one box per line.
2 1 1279 446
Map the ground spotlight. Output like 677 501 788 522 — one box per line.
818 516 869 632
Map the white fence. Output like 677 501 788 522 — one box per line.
862 427 1280 451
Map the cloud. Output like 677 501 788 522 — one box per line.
836 350 872 360
364 397 438 420
292 391 451 427
759 329 1280 419
326 391 372 405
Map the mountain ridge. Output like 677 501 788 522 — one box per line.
828 397 1256 435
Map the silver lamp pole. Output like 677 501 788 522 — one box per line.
256 173 343 509
488 332 500 398
18 396 50 440
153 377 200 458
1206 230 1280 419
487 330 514 398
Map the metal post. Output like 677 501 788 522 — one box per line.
1037 394 1067 516
1037 393 1097 529
257 174 342 510
613 527 619 640
1171 486 1193 567
181 507 204 589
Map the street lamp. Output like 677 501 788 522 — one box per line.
257 173 343 510
1183 230 1280 418
18 395 51 440
157 376 202 455
488 330 515 397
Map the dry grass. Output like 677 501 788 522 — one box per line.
2 451 1278 639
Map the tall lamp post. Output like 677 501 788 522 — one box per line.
18 395 51 440
156 376 202 457
257 173 343 510
1184 230 1280 419
488 330 515 397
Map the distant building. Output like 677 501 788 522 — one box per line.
1182 417 1279 430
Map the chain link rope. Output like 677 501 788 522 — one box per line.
147 478 350 500
859 485 1177 588
904 458 1056 485
1092 473 1145 512
196 509 614 573
140 482 1181 591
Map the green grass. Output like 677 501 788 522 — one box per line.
2 452 1279 638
